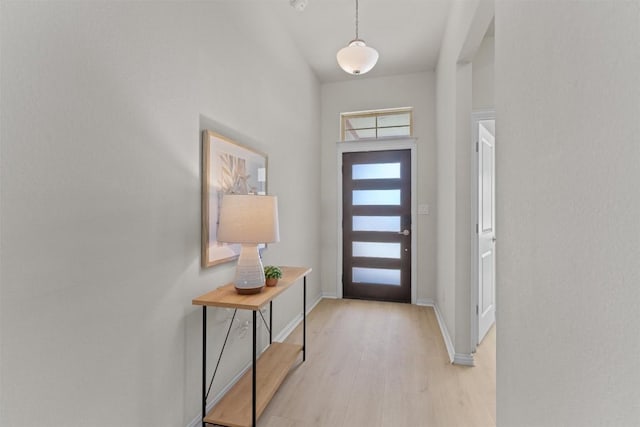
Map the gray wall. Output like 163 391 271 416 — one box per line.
496 1 640 425
0 2 321 426
473 35 495 111
435 0 493 357
320 72 437 303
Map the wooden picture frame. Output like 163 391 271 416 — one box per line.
201 130 268 268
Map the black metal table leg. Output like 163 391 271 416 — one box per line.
252 310 257 427
269 301 273 344
202 307 207 427
303 276 306 362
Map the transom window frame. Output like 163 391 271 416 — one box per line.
340 107 414 142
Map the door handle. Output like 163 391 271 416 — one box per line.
492 236 497 242
398 229 410 236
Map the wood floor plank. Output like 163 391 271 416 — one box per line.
258 299 495 427
260 415 298 427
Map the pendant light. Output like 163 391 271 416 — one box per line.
336 0 378 75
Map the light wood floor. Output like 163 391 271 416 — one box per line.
258 298 496 427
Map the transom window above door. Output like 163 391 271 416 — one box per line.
341 107 413 141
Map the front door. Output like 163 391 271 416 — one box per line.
478 120 496 343
342 150 411 303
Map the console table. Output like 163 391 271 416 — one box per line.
192 266 311 427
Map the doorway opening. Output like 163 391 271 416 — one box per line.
472 112 496 350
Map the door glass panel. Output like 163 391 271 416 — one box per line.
352 267 401 286
352 190 400 205
352 216 400 232
352 242 401 259
352 163 400 180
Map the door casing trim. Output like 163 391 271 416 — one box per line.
336 138 418 304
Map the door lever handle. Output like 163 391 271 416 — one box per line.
398 229 410 236
492 236 497 242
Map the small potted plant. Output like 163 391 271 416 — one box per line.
264 266 283 287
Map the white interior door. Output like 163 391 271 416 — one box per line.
478 120 496 343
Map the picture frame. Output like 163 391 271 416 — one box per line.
201 130 268 268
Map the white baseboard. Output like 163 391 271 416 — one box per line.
274 293 323 342
321 291 338 299
453 353 475 366
416 299 455 364
186 359 252 427
187 294 324 427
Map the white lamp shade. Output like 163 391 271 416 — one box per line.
336 40 379 75
217 195 280 244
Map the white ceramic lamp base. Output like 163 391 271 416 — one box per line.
233 244 265 294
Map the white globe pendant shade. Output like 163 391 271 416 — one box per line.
337 40 379 75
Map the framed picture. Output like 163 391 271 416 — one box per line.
201 130 268 268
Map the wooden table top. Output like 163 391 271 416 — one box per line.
192 266 312 310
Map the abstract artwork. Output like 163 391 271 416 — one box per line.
201 130 267 267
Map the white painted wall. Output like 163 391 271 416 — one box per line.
320 72 437 303
0 6 3 417
435 0 493 357
472 35 494 111
0 2 321 426
496 1 640 425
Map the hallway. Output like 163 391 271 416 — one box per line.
259 299 496 427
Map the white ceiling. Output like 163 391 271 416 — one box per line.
271 0 453 83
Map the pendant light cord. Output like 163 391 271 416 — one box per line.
355 0 359 40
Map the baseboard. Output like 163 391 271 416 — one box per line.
185 359 252 427
273 293 323 342
187 294 324 427
416 299 455 364
321 291 338 299
453 353 475 366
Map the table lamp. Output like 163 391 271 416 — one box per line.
217 194 280 294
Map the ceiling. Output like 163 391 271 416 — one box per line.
271 0 453 83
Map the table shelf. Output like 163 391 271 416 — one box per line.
204 342 302 427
